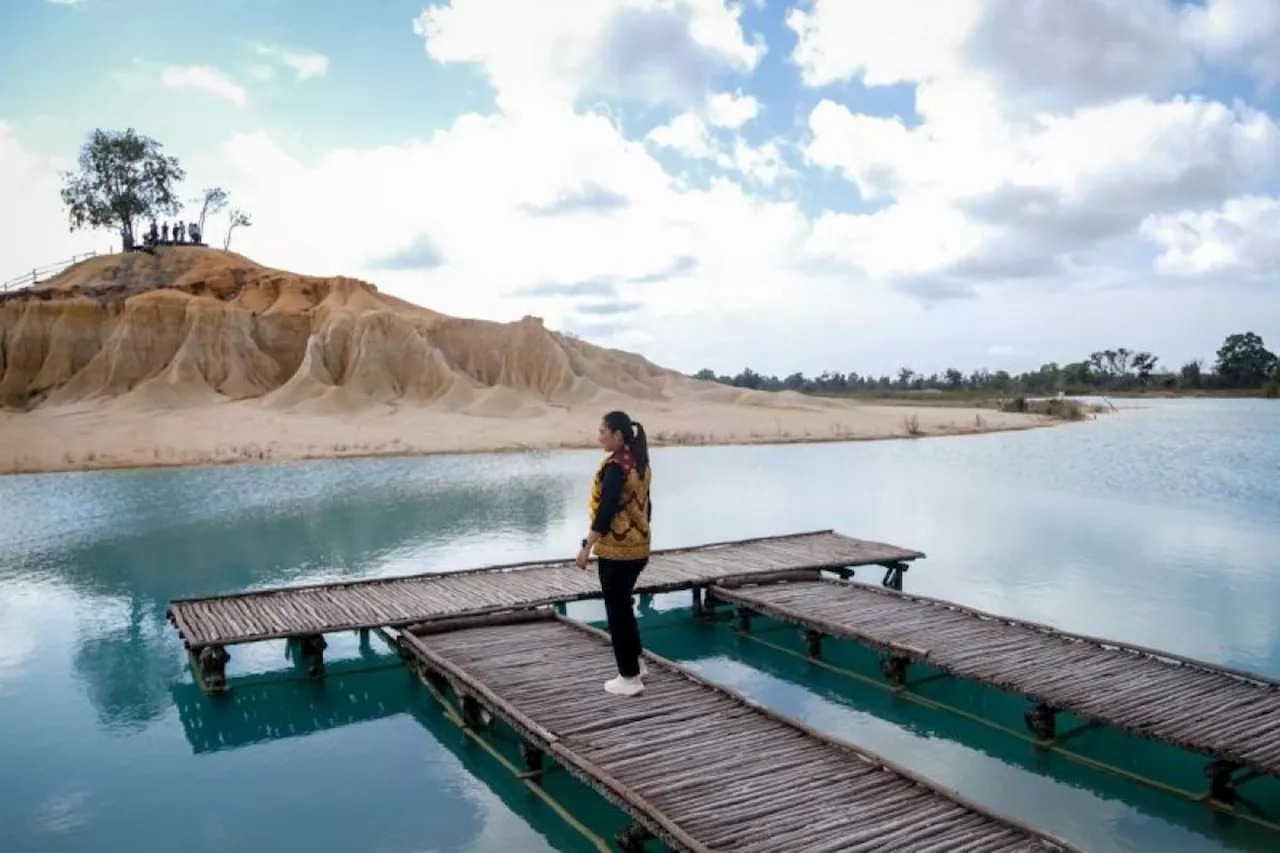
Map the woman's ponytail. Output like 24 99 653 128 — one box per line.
630 420 650 475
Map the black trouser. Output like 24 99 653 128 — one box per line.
597 557 647 678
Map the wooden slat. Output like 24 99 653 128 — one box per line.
714 578 1280 777
165 531 923 649
399 614 1077 853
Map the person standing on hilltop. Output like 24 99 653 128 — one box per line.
576 410 652 696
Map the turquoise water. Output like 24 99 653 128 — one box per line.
1 398 1278 852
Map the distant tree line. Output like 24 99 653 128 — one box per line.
693 332 1280 398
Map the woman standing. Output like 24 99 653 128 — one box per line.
576 410 652 696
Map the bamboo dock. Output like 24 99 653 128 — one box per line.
166 530 920 690
712 573 1280 804
398 610 1079 853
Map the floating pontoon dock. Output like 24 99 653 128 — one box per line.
711 573 1280 805
397 610 1078 853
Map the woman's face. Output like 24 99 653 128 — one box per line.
598 421 622 452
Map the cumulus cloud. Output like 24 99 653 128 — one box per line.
788 0 981 88
964 0 1198 110
414 0 762 113
159 65 248 105
646 111 715 158
1141 195 1280 277
707 90 762 128
797 0 1280 299
1185 0 1280 92
0 123 102 274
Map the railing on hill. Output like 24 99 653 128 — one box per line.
1 251 99 293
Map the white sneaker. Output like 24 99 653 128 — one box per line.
638 658 649 678
605 674 645 696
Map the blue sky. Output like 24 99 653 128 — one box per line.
2 0 1279 377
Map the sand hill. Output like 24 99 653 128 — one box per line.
0 248 1048 474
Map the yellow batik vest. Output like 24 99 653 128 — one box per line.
589 450 652 560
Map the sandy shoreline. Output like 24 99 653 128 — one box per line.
0 397 1055 476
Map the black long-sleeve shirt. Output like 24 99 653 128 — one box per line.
591 462 651 534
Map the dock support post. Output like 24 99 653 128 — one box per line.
1205 760 1240 804
197 645 230 693
703 589 719 619
836 567 855 581
300 634 327 679
735 607 753 632
879 653 909 686
461 695 487 729
425 668 450 694
804 629 823 659
1024 703 1057 741
520 743 545 777
554 601 567 615
615 823 654 852
691 586 704 617
881 561 908 591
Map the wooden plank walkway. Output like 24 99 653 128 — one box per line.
166 530 921 651
713 575 1280 788
399 611 1079 853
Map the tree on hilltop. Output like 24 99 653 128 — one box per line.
60 128 186 251
223 208 252 250
193 187 229 235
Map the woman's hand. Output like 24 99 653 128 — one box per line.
575 546 590 570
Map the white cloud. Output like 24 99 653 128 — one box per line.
646 111 715 158
250 42 330 81
647 108 790 186
46 0 86 5
0 123 105 276
805 100 926 201
216 107 821 338
247 64 276 82
413 0 763 113
159 65 248 105
1185 0 1280 91
707 89 760 128
966 0 1197 110
1141 195 1280 277
795 0 1280 298
717 138 789 186
788 0 982 88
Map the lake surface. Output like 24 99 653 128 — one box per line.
1 398 1278 853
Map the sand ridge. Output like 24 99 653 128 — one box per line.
0 247 1050 474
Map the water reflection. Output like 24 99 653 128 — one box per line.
168 657 611 853
72 594 184 732
171 655 410 755
3 455 575 762
1 464 573 604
